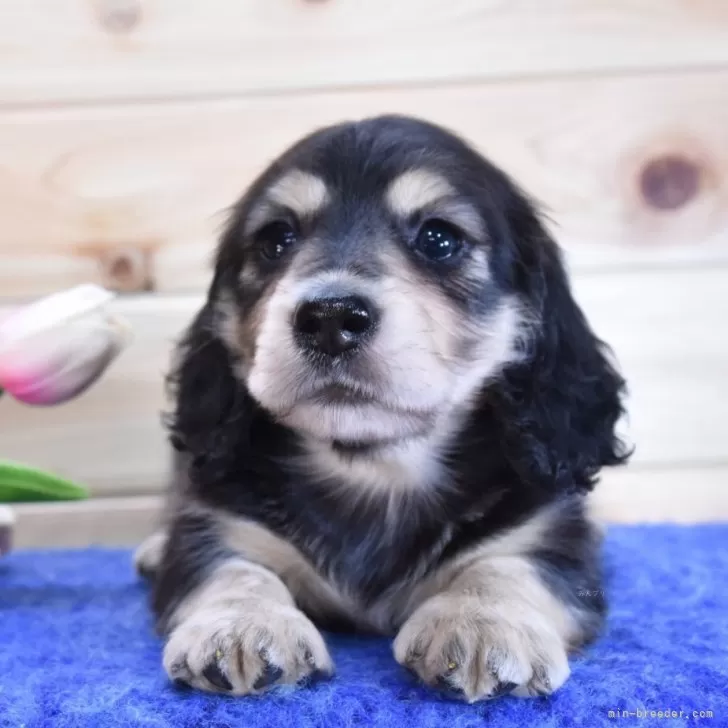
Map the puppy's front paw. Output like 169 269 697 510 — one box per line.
163 600 333 694
394 595 570 702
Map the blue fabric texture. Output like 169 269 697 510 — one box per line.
1 524 727 728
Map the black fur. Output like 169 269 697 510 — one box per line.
151 115 630 638
152 506 231 632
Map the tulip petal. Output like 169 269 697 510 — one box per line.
0 316 130 406
0 285 131 406
0 284 115 345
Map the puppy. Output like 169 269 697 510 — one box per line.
135 115 630 702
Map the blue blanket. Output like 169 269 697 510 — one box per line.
1 525 727 727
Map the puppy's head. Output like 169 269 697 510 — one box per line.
172 115 628 491
211 117 525 446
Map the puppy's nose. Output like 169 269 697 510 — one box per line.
294 296 377 356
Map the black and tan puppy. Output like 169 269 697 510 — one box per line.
135 115 630 702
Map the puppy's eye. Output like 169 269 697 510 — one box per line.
256 221 298 260
413 220 463 262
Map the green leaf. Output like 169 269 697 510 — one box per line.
0 460 89 502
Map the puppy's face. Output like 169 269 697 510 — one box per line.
215 117 525 447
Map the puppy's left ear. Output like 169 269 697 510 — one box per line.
494 191 631 492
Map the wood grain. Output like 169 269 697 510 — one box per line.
1 266 726 495
588 466 728 524
1 1 727 106
571 268 728 469
10 463 728 550
1 70 728 298
11 495 162 548
0 296 192 496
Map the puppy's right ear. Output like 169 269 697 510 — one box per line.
165 301 254 487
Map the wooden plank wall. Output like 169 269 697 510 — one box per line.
1 1 727 542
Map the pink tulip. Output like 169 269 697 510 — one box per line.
0 285 131 406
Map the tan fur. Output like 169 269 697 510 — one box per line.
301 436 448 501
215 239 525 504
244 170 329 237
213 504 404 633
241 240 523 462
163 558 333 695
147 499 585 662
385 169 487 244
392 504 580 701
146 149 586 701
216 291 252 367
386 169 455 218
393 557 573 701
268 170 330 215
218 511 354 624
217 286 279 378
224 179 522 458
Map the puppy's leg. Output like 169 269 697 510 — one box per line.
394 502 604 702
153 510 333 695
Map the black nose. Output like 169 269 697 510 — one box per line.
293 296 377 356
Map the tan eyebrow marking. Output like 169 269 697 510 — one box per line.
245 170 330 236
386 169 486 240
385 169 456 218
268 169 329 215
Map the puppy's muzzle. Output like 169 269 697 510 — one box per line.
293 295 379 357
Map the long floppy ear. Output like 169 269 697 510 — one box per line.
165 299 257 488
163 201 268 488
493 190 631 493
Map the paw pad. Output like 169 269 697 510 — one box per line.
202 661 233 692
253 654 284 691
